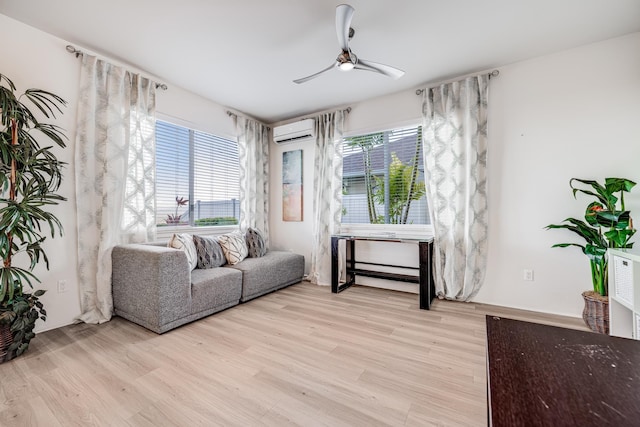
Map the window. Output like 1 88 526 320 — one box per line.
155 120 240 227
342 125 429 225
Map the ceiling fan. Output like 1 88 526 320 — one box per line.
293 4 405 84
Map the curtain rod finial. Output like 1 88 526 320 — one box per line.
66 44 82 57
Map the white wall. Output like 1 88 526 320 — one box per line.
0 15 81 332
269 137 316 273
0 14 237 331
476 32 640 317
270 32 640 317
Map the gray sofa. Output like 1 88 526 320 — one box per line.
111 243 304 333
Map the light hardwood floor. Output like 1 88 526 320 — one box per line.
0 282 587 426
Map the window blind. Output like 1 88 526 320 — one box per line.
192 130 240 226
155 120 240 227
342 125 429 225
156 121 190 226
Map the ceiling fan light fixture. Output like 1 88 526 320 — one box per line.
337 50 357 71
339 61 355 71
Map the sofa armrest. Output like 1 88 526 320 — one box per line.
112 244 191 331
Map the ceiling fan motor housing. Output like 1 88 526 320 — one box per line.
337 50 357 70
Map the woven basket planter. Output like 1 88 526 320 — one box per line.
0 322 13 364
582 290 609 334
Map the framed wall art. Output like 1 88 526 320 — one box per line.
282 149 303 221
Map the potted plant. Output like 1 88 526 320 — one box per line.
166 196 188 225
547 178 636 334
0 74 67 362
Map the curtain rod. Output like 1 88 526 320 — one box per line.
415 69 499 96
226 111 271 131
227 107 352 128
66 45 168 91
300 106 352 121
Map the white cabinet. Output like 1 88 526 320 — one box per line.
608 248 640 340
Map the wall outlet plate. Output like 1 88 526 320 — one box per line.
523 269 534 281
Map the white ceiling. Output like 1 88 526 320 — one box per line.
1 0 639 124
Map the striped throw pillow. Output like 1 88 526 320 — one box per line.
245 228 267 258
192 235 226 268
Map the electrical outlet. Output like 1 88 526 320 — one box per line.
523 269 534 281
57 279 68 293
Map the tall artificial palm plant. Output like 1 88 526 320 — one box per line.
0 74 67 362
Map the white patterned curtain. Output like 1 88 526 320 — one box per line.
308 111 345 286
234 115 270 245
422 75 489 301
75 55 156 324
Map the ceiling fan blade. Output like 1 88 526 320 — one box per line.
336 4 355 51
293 63 337 84
354 58 405 79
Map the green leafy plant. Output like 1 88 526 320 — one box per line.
0 73 67 361
0 291 47 357
546 178 636 296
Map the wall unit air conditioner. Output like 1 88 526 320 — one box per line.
273 119 315 144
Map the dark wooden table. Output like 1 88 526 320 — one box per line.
486 316 640 426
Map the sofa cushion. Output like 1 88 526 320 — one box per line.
193 235 226 268
168 233 197 271
229 251 304 302
218 232 248 265
190 268 243 315
245 227 267 258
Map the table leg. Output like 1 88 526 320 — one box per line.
419 241 433 309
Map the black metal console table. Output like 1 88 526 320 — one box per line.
330 235 435 310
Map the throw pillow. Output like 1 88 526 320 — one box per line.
168 233 198 271
192 235 226 268
217 232 248 265
245 227 267 258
